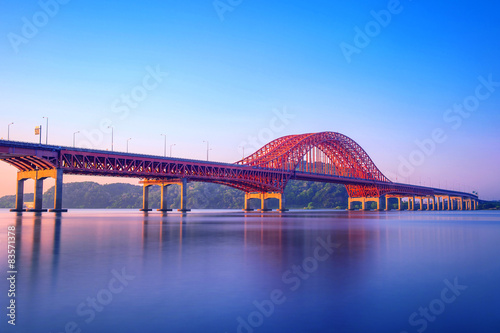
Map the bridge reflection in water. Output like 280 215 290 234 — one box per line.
7 210 499 332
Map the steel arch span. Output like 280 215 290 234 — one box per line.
237 131 390 196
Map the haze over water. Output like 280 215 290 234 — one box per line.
1 209 499 333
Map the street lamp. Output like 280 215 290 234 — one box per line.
239 146 245 159
161 134 166 157
202 140 212 161
73 131 80 147
42 116 48 144
127 138 132 153
108 126 114 151
7 122 13 140
37 124 42 144
170 143 176 157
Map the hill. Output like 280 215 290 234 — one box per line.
0 180 349 210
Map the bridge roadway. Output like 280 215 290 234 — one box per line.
0 138 478 213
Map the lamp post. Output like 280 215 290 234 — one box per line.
108 126 114 151
127 138 132 153
161 134 166 157
239 146 245 159
7 122 13 140
38 125 42 144
170 143 176 157
202 140 212 161
42 116 48 144
73 131 80 147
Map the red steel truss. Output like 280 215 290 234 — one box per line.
0 133 477 199
237 132 394 196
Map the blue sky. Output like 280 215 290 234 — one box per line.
0 0 499 199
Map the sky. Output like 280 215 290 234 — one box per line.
0 0 499 199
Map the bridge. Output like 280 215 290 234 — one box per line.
0 132 478 213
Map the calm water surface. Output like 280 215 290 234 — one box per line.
0 209 499 333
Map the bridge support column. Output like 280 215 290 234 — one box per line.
259 192 272 212
277 193 288 212
378 196 384 211
348 197 385 211
361 198 368 211
10 178 26 212
435 196 440 211
473 200 477 210
243 192 255 212
140 185 152 212
397 197 402 211
140 179 190 212
409 196 415 211
11 169 66 213
246 192 286 212
347 198 354 210
418 197 423 210
29 177 47 212
49 169 67 212
177 178 191 212
260 193 267 211
347 197 368 210
157 184 172 212
458 198 463 210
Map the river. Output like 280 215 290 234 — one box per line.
0 209 499 333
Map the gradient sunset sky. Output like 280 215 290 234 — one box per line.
1 0 499 199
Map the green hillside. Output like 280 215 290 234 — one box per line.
0 180 349 210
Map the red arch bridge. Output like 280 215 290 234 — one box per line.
0 132 478 213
